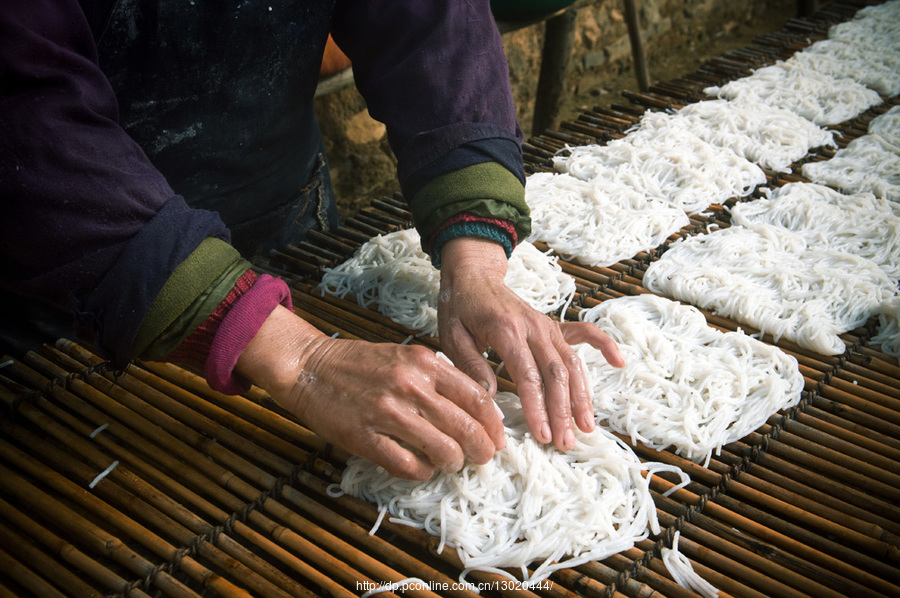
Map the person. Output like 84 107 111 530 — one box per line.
0 1 624 480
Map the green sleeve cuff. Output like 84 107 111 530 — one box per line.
133 238 250 361
408 162 531 248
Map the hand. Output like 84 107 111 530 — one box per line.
235 305 505 480
438 237 625 451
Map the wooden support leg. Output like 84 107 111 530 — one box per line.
532 8 577 135
623 0 651 92
798 0 821 17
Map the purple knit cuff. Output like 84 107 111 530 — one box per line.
205 274 293 395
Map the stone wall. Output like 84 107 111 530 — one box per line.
316 0 802 217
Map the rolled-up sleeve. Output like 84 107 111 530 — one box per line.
331 0 530 253
0 1 229 363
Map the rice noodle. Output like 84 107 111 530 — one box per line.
704 59 882 126
797 39 900 97
575 295 804 464
638 99 835 172
318 228 575 335
662 532 720 598
802 135 900 201
730 182 900 279
525 171 689 267
337 392 688 587
554 125 765 215
868 106 900 150
643 224 899 355
872 297 900 359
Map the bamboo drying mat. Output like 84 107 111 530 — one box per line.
2 0 899 596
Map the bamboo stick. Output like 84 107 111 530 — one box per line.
0 545 69 598
136 359 350 465
721 442 900 527
743 432 900 504
719 462 900 544
599 553 700 598
649 478 889 597
794 408 900 459
810 393 900 441
277 482 477 598
0 463 203 598
0 498 152 598
0 513 102 598
762 419 900 483
14 352 409 598
1 429 299 598
652 504 844 598
0 441 255 598
711 492 900 587
722 450 900 543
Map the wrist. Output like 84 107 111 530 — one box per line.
440 236 508 282
234 304 329 400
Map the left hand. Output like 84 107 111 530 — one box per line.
438 237 625 451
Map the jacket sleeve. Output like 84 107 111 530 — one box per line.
331 0 531 262
0 1 230 364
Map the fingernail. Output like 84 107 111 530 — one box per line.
540 424 552 443
480 380 491 392
582 413 595 431
564 429 575 449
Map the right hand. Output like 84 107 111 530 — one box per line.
235 305 506 480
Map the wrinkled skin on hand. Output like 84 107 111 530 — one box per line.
236 305 505 480
438 237 625 451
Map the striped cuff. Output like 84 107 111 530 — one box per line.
205 274 293 395
163 268 259 373
428 212 517 269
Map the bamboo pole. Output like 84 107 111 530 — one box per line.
0 464 203 598
793 408 900 459
720 442 900 527
757 420 900 486
652 506 843 598
0 544 69 598
1 429 299 598
0 441 253 598
0 519 104 598
13 352 415 598
649 478 888 598
0 498 152 598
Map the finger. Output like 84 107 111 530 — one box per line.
441 317 497 395
527 333 576 451
494 338 551 445
367 433 439 481
560 321 626 367
556 338 595 433
432 357 506 453
381 402 469 474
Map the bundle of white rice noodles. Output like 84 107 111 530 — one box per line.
553 125 765 214
643 223 899 355
868 106 900 150
525 171 689 267
801 135 900 201
872 297 900 359
829 1 900 53
575 294 805 465
795 39 900 97
337 391 688 587
704 58 883 126
318 228 575 336
730 182 900 279
637 99 835 172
